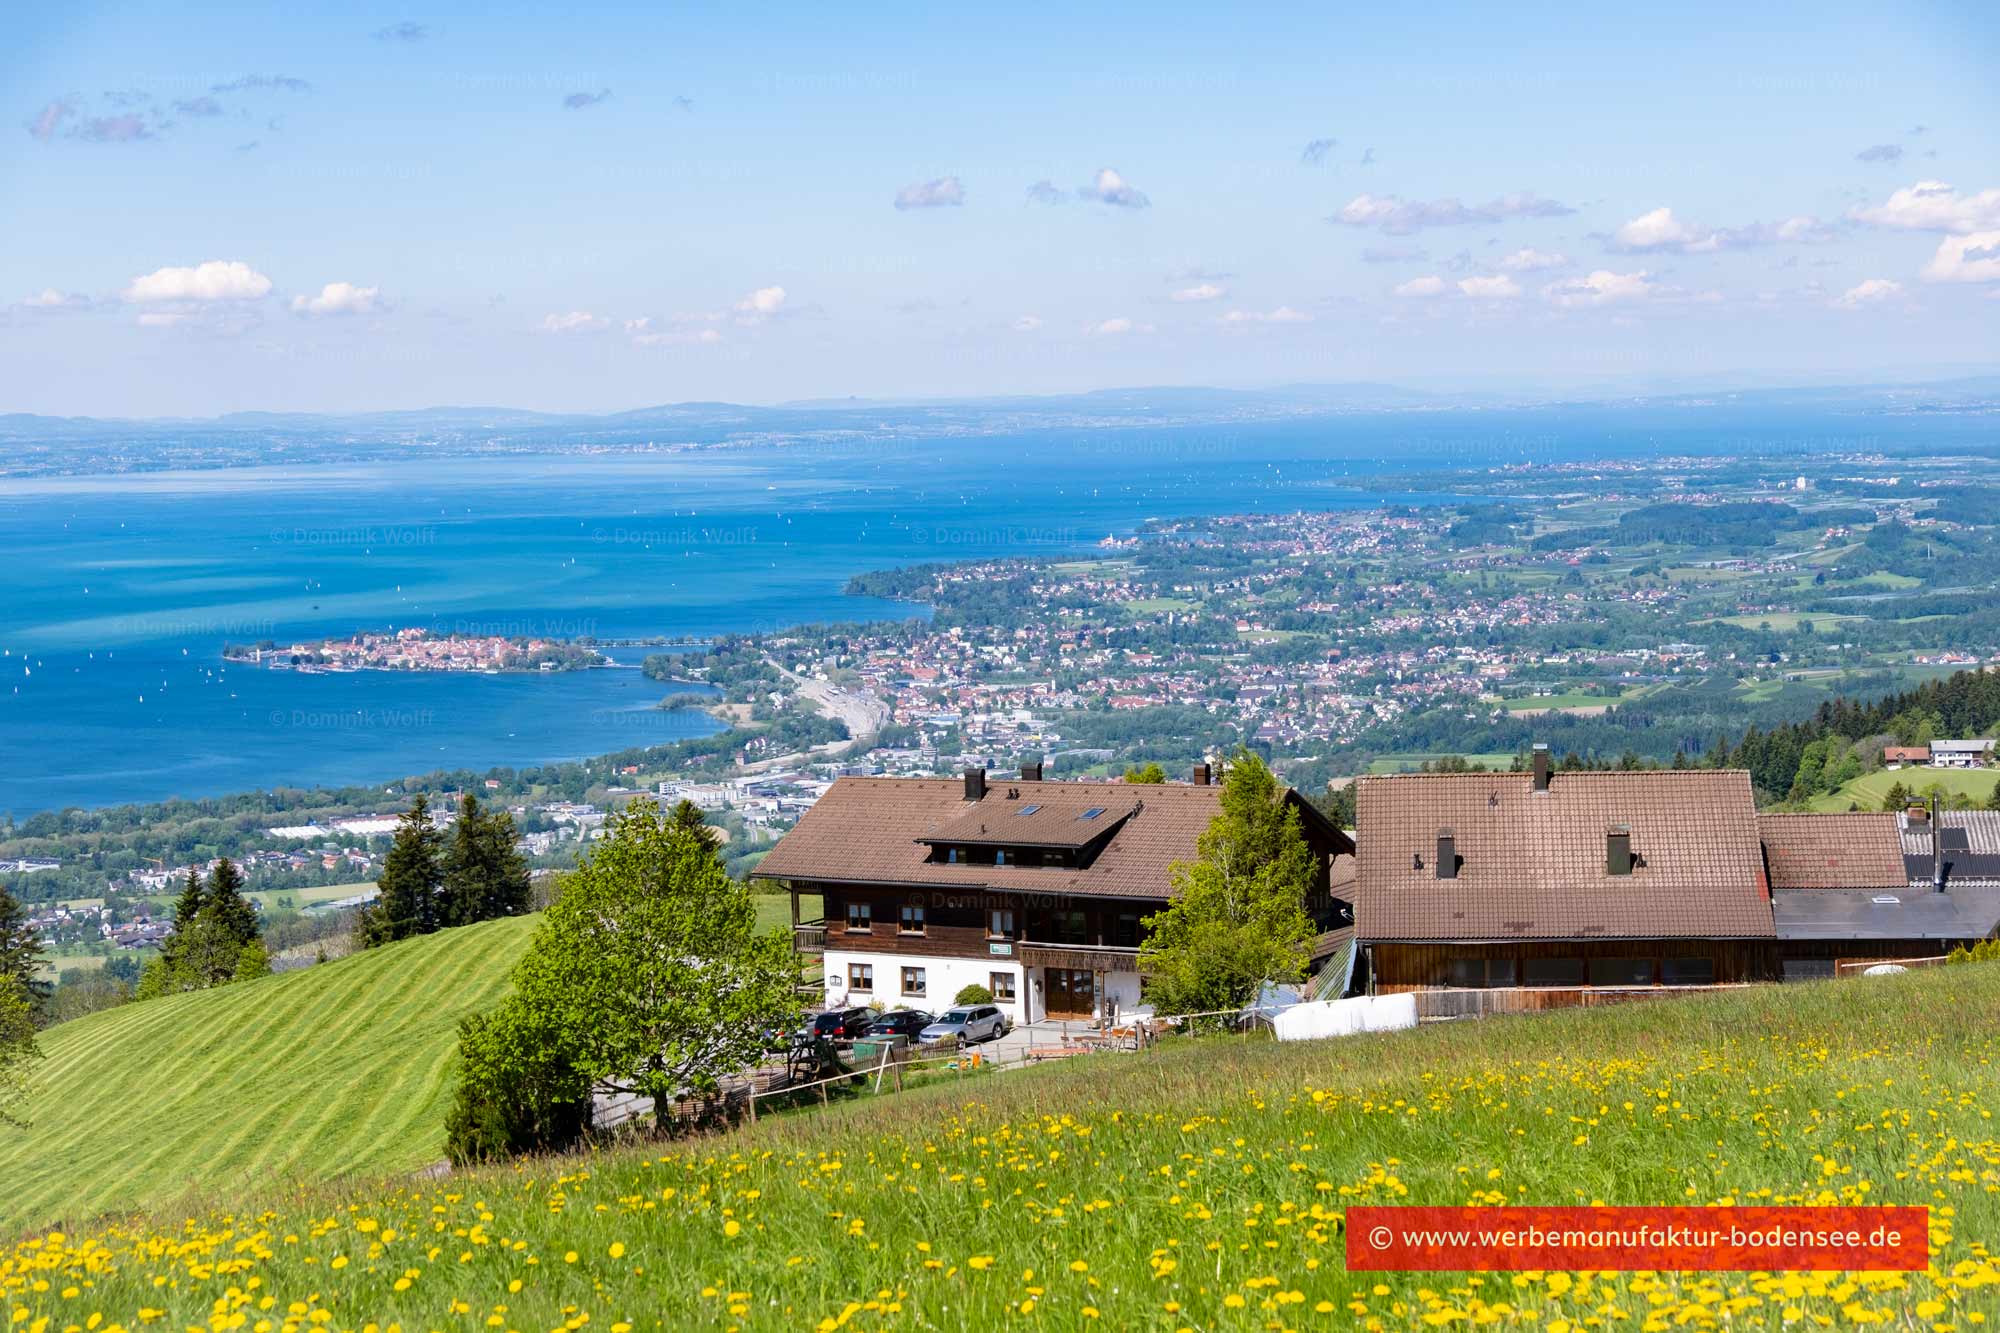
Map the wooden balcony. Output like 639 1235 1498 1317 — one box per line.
792 919 827 952
1017 940 1142 973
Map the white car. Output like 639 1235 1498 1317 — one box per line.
918 1005 1008 1044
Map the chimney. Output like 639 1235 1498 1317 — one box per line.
1933 794 1946 892
1606 824 1634 877
1531 744 1551 793
1020 761 1042 782
963 767 987 801
1191 762 1212 786
1435 829 1457 880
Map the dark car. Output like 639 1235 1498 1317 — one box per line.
810 1006 877 1039
865 1009 934 1039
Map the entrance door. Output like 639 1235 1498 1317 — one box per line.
1045 968 1095 1019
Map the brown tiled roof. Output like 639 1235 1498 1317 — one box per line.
1355 769 1774 941
925 790 1142 849
753 776 1346 900
1758 812 1907 891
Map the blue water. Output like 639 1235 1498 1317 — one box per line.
0 408 1971 813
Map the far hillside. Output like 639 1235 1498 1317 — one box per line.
2 914 538 1234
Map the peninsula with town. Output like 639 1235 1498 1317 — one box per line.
222 626 608 674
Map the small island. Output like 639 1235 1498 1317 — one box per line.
223 627 607 674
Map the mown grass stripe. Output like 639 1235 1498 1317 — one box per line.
3 915 537 1234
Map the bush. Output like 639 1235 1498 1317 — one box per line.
953 984 993 1006
1948 940 2000 966
443 1008 591 1166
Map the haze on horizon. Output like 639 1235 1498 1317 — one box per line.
2 1 1997 418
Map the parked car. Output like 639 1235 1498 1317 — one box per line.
809 1006 877 1040
865 1008 934 1039
919 1004 1008 1044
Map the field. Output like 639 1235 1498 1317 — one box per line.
0 914 540 1233
1366 751 1517 773
1810 765 2000 812
1707 612 1865 632
9 963 1999 1328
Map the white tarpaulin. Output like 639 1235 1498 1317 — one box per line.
1271 993 1418 1043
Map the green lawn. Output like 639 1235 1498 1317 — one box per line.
1708 612 1866 632
1121 596 1199 616
1366 751 1518 773
1811 765 2000 812
11 962 2000 1326
254 880 378 911
1499 690 1626 712
0 913 540 1234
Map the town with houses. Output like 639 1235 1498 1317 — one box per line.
12 450 2000 989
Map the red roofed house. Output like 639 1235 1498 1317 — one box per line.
752 764 1354 1024
1353 747 1780 1001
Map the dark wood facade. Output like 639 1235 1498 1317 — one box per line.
796 880 1159 961
1370 938 1782 993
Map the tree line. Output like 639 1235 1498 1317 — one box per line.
136 858 268 997
357 794 533 948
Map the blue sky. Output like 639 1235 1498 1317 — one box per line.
2 1 1997 415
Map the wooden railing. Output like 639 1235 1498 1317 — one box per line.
792 919 827 950
1407 983 1754 1021
1017 941 1141 972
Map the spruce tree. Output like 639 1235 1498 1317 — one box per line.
160 868 205 973
444 795 532 926
367 794 444 946
0 886 47 996
204 858 261 952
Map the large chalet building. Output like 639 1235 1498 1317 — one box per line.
752 764 1354 1023
1351 747 2000 997
1354 754 1780 991
757 747 2000 1025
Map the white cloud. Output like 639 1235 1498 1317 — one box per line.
1392 275 1446 298
123 260 272 303
1079 167 1150 209
1332 190 1572 235
1170 282 1227 303
1011 314 1042 332
1090 316 1135 335
1836 278 1904 307
1457 275 1521 299
19 288 86 310
1498 247 1568 272
734 285 787 321
290 281 379 316
136 311 188 328
1609 207 1837 253
1219 306 1313 327
1921 231 2000 283
627 316 723 347
894 176 966 210
542 311 609 334
1852 181 2000 234
1543 269 1655 307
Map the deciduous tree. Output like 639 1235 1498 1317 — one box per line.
459 798 799 1142
0 975 41 1127
1139 747 1316 1019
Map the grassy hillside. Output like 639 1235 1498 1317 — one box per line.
1810 764 2000 811
1 914 538 1234
8 962 2000 1328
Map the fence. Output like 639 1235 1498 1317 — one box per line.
1833 955 1950 978
1405 983 1755 1021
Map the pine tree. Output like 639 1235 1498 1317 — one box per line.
204 858 261 952
444 795 532 927
0 886 47 996
366 795 444 946
159 868 205 973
